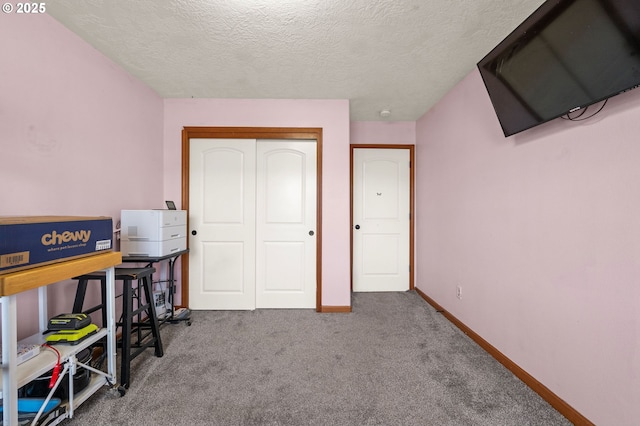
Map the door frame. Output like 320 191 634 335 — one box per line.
182 127 323 311
350 144 415 292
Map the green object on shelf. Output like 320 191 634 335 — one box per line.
45 323 98 344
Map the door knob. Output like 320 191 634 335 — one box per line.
355 225 360 230
309 230 314 236
191 230 197 236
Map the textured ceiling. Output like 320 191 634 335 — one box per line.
47 0 545 121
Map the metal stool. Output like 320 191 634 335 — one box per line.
72 267 163 388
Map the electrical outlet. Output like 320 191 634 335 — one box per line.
456 285 462 300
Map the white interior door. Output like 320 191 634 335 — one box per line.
189 138 316 310
189 139 256 310
353 148 410 292
256 140 317 308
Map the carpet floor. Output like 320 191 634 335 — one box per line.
62 291 570 425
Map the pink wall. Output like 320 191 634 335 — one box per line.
350 121 416 145
416 69 640 424
0 15 164 338
163 99 351 307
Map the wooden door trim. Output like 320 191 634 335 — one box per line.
181 127 323 311
350 144 415 292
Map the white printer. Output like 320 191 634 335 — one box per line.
120 210 187 257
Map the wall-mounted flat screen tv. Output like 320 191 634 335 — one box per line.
477 0 640 137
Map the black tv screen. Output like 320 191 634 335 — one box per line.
477 0 640 137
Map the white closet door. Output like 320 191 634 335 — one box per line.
189 138 316 310
189 139 256 310
256 140 317 308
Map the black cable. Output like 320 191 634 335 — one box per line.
562 98 608 121
567 106 589 119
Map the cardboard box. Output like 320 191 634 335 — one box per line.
153 281 169 319
0 216 113 275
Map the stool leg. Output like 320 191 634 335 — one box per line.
121 278 133 389
72 278 89 313
96 278 109 368
141 276 164 357
100 280 108 328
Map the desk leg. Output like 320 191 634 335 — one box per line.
121 278 133 388
168 257 176 318
104 266 117 385
1 295 18 426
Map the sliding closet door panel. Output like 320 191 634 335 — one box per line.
256 140 317 308
189 138 256 310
